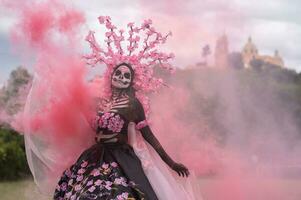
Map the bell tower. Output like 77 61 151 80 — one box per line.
242 37 258 68
214 33 229 69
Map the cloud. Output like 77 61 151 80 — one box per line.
234 0 301 70
0 0 301 82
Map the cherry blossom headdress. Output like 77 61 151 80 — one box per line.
84 16 175 115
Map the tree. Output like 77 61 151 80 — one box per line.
0 66 32 116
201 44 211 66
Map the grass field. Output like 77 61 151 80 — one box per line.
1 178 301 200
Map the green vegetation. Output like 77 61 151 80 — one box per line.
0 127 30 180
0 66 32 181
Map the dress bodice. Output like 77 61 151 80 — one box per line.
91 96 148 144
95 111 129 134
91 94 136 143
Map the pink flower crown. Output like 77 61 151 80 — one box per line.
84 16 175 116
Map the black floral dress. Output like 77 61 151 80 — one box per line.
53 97 159 200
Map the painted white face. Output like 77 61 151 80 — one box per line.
111 65 132 89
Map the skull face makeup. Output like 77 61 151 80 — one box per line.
111 64 133 89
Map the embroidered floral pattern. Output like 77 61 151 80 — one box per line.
92 112 125 133
54 160 145 199
136 119 148 130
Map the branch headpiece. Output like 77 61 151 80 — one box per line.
84 16 175 115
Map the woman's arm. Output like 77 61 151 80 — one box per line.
134 99 189 177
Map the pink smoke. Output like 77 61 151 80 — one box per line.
5 0 96 167
149 67 301 199
2 0 301 199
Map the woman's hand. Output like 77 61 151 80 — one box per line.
171 163 190 177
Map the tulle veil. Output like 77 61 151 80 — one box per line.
128 122 202 200
23 73 94 195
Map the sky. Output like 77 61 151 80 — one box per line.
0 0 301 86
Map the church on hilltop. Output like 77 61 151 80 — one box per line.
241 37 285 68
213 35 285 69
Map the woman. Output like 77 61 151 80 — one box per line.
53 62 190 199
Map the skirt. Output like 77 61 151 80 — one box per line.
53 142 158 200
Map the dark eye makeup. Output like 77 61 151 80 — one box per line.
115 70 121 76
124 72 131 79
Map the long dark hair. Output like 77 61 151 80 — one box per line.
111 62 136 99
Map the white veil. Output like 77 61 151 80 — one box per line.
23 73 94 195
128 122 203 200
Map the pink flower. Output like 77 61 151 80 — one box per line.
95 179 102 186
117 192 129 200
127 22 134 27
100 16 111 23
87 180 93 186
88 186 96 193
77 168 85 174
133 36 140 42
74 184 82 191
133 27 140 33
114 177 123 185
102 163 109 169
76 175 83 182
114 177 127 186
142 19 152 29
60 182 67 191
81 161 88 168
105 32 113 37
98 16 106 24
92 169 100 177
122 192 129 198
106 23 116 30
149 42 156 48
110 162 118 167
136 120 148 130
65 192 72 198
104 181 112 190
64 169 72 178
